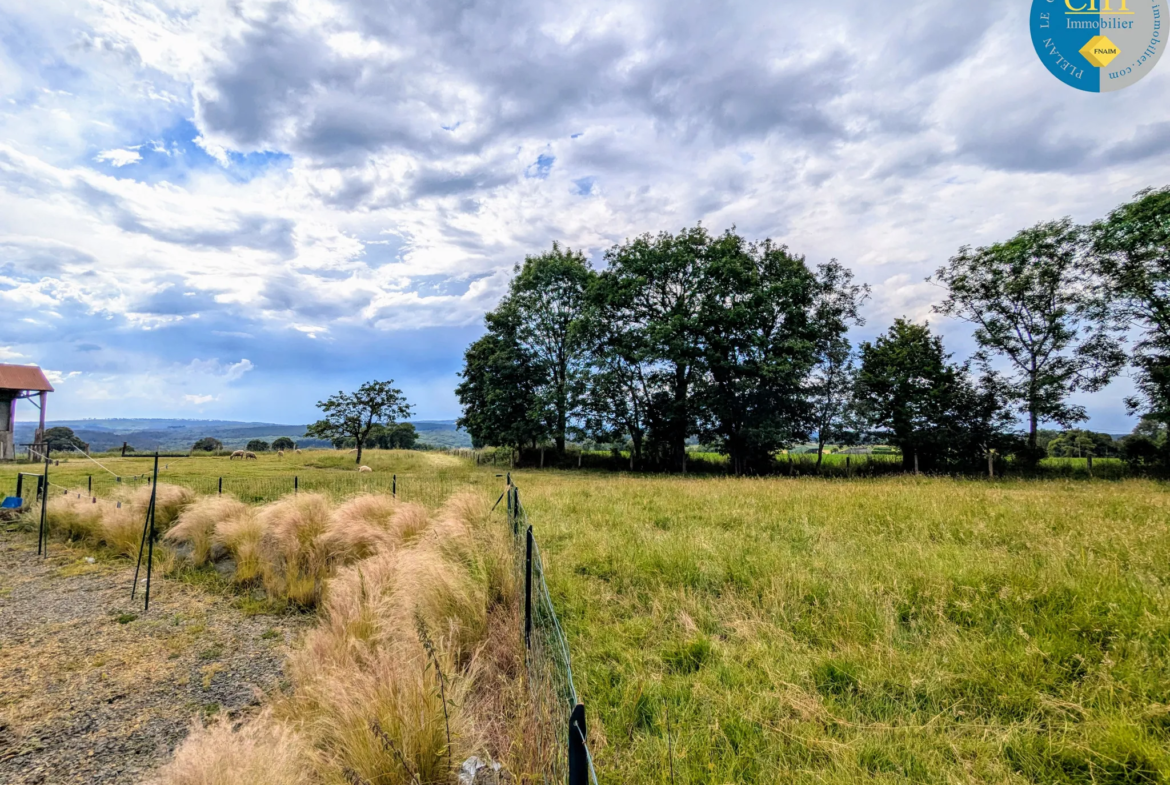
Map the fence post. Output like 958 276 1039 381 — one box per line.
218 477 222 495
1087 454 1093 477
16 473 22 500
392 474 397 498
568 703 588 785
525 525 534 650
88 475 92 493
295 476 299 495
38 458 49 557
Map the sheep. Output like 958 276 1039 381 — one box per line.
347 448 358 454
294 448 301 454
277 450 285 457
358 465 372 473
245 451 258 460
229 450 246 460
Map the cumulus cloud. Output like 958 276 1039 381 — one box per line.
0 0 1161 430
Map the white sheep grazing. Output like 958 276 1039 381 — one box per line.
347 448 358 454
294 449 301 454
245 451 258 460
277 450 285 457
358 465 372 473
229 450 246 460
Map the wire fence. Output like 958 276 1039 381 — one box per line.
505 481 598 785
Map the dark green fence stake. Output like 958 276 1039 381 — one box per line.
568 703 588 785
132 453 160 610
37 458 49 557
392 474 397 498
88 475 92 493
218 477 222 495
525 525 534 650
294 476 299 495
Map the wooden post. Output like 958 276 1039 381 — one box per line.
988 451 995 480
1087 454 1093 478
914 450 919 476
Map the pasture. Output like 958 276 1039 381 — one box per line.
2 451 1167 783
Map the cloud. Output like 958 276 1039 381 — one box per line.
0 347 26 360
94 148 142 167
183 393 218 405
0 0 1160 432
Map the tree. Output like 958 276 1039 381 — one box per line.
272 437 296 451
369 422 418 449
247 439 270 453
507 243 595 453
43 426 88 453
305 380 414 464
932 219 1124 461
600 226 712 471
1091 187 1170 424
694 233 824 474
808 261 870 467
855 319 1014 471
456 309 548 453
192 437 223 452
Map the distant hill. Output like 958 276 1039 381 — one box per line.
13 418 471 451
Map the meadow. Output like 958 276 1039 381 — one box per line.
3 451 1166 783
512 472 1170 784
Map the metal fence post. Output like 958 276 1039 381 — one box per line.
294 476 299 495
218 477 222 495
525 525 534 650
37 459 49 556
568 703 588 785
88 475 92 493
15 473 22 501
392 474 397 498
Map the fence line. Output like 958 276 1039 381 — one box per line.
506 481 598 785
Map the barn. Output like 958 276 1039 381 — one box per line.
0 364 54 461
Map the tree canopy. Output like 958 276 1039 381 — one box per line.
306 380 414 464
192 437 223 452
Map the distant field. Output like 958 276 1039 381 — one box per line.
510 471 1170 784
0 449 493 507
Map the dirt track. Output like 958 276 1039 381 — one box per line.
0 525 306 784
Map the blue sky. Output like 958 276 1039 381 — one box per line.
0 0 1166 431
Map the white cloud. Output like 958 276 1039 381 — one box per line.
43 370 81 385
94 148 142 167
0 346 25 360
183 393 217 405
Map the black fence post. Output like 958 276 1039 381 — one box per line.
88 475 92 493
568 703 588 785
15 473 22 501
525 525 534 650
37 459 49 557
392 474 397 498
218 477 222 495
294 476 299 495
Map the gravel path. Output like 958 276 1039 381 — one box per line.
0 525 309 784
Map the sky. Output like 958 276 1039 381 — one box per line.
0 0 1165 432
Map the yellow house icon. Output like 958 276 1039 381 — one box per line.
1080 35 1121 67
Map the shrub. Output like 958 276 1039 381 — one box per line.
165 496 249 566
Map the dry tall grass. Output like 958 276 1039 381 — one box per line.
156 490 525 785
165 496 250 565
44 483 196 559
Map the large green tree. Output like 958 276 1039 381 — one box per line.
43 426 88 453
856 319 1013 471
932 219 1123 459
1091 187 1170 424
695 233 825 474
305 380 414 464
508 243 595 453
456 306 548 452
600 226 712 471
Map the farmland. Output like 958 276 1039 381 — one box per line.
2 452 1168 783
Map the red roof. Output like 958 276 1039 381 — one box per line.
0 364 54 392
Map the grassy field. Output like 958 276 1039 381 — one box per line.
509 471 1170 784
0 449 495 507
4 451 1166 783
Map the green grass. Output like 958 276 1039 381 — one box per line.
507 471 1170 784
0 448 495 506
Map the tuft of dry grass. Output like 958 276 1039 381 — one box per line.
256 493 334 606
150 712 314 785
165 496 250 566
212 507 264 584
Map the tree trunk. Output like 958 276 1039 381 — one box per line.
816 438 825 469
355 440 363 464
1028 410 1038 450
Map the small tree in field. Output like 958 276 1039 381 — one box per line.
247 439 271 453
306 380 414 464
272 436 296 451
192 437 223 453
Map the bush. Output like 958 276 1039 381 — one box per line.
247 439 271 453
192 437 223 453
272 437 296 451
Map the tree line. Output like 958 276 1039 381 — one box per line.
456 187 1170 474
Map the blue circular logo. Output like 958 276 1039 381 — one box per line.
1030 0 1165 91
